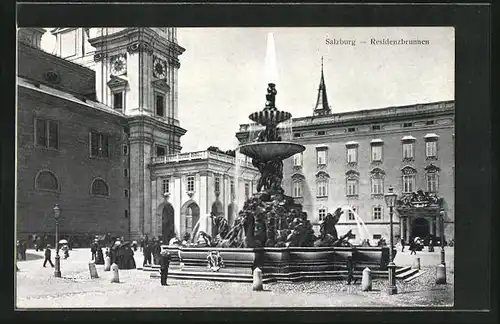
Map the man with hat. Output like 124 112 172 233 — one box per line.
43 245 54 268
159 250 171 286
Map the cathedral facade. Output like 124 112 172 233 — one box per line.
16 27 257 245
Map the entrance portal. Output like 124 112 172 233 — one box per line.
162 203 175 243
411 217 430 240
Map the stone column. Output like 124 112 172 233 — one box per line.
172 173 182 238
406 216 412 241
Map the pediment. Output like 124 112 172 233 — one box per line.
291 173 305 181
107 76 128 89
370 167 385 176
401 165 417 175
345 170 359 177
315 170 330 180
152 79 171 91
425 163 441 173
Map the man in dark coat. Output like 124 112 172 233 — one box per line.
159 250 171 286
43 245 54 268
346 256 358 285
20 240 27 260
90 240 98 260
95 245 105 265
143 243 152 266
152 241 161 265
401 239 406 252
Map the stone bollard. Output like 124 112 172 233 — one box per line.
88 261 99 279
252 267 263 291
111 263 120 283
412 257 421 270
436 264 447 284
104 256 111 271
361 267 372 291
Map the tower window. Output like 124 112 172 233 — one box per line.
123 189 129 198
113 92 124 110
162 178 170 195
124 169 129 177
155 93 165 117
122 144 129 156
187 176 195 192
156 145 166 157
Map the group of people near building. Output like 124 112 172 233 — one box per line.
91 236 136 269
140 235 164 267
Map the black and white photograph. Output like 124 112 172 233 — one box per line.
15 24 457 309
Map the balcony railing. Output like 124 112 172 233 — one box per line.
151 150 254 168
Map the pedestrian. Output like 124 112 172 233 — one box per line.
35 236 41 252
401 239 405 252
90 239 98 260
143 243 152 266
21 240 27 260
43 245 55 268
409 241 416 255
346 256 357 285
159 250 171 286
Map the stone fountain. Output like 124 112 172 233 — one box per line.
144 84 395 282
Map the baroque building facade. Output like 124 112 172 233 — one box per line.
237 64 455 244
17 27 257 244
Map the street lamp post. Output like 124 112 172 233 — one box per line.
53 204 61 278
436 209 447 284
384 186 398 295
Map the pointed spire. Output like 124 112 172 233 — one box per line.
313 56 331 116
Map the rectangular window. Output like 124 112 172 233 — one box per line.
347 127 356 133
155 93 165 117
244 183 250 199
403 175 415 193
402 143 414 159
403 122 413 128
293 132 301 138
89 132 109 158
124 169 129 177
124 189 129 198
426 173 439 193
371 178 383 194
61 30 77 58
122 144 129 156
162 178 170 194
35 118 59 149
215 177 221 193
187 176 195 192
348 207 357 221
113 92 124 110
317 149 327 165
317 181 328 197
373 206 382 220
293 153 302 166
373 234 382 240
347 179 358 196
318 208 327 222
371 145 383 162
317 131 326 136
347 147 357 163
426 120 435 125
293 181 302 198
124 210 129 219
426 141 437 158
156 145 166 157
372 125 381 131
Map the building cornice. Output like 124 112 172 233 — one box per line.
127 115 187 137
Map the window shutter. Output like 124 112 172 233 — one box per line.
90 132 98 157
48 120 59 149
36 118 47 147
102 135 109 158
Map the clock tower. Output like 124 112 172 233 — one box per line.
88 28 187 240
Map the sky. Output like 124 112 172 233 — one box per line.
41 27 455 153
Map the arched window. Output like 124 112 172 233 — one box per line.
370 168 385 196
91 178 109 196
401 166 417 193
316 171 330 198
345 170 359 197
425 164 441 193
292 173 305 198
36 170 59 191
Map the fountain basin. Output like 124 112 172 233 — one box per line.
249 109 292 126
239 141 305 161
159 245 395 275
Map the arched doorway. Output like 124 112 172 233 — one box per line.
211 200 223 216
181 201 200 238
227 203 237 227
162 203 175 243
412 217 430 240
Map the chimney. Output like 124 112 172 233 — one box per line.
18 28 46 49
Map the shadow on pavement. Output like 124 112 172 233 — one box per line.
18 253 44 261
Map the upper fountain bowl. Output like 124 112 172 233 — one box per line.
239 141 305 161
249 109 292 126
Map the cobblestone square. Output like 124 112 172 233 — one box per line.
15 247 453 308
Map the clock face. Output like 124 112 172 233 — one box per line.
110 54 127 76
153 57 167 79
